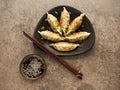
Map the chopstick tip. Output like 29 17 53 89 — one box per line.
23 31 25 34
23 31 27 36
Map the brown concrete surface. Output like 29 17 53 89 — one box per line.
0 0 120 90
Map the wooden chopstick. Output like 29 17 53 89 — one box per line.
23 31 83 79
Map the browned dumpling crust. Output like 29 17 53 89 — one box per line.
66 13 85 35
60 7 70 36
65 31 91 42
47 13 62 35
37 8 91 52
38 30 64 42
49 42 80 51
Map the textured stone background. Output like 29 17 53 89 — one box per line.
0 0 120 90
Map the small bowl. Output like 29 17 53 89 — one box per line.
20 54 46 80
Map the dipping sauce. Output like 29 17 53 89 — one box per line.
20 54 46 80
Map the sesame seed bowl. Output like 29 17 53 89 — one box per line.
20 54 46 80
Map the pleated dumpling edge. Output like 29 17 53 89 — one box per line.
49 42 80 52
38 30 65 42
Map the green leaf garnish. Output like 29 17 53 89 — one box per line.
79 40 83 43
79 45 82 48
41 37 44 40
55 11 58 14
60 28 62 32
77 29 81 31
81 25 84 28
45 18 48 21
47 41 52 44
40 26 45 30
69 32 74 35
77 40 83 44
69 12 72 14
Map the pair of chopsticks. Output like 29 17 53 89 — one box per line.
23 31 83 79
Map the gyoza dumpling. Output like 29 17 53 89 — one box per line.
65 32 91 42
38 30 64 42
49 42 80 51
66 13 85 35
60 7 70 35
47 13 62 35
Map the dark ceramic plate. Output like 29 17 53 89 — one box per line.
34 5 95 56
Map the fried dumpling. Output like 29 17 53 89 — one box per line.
60 7 70 35
65 32 91 42
38 30 64 42
66 13 85 35
49 42 80 51
47 13 62 35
